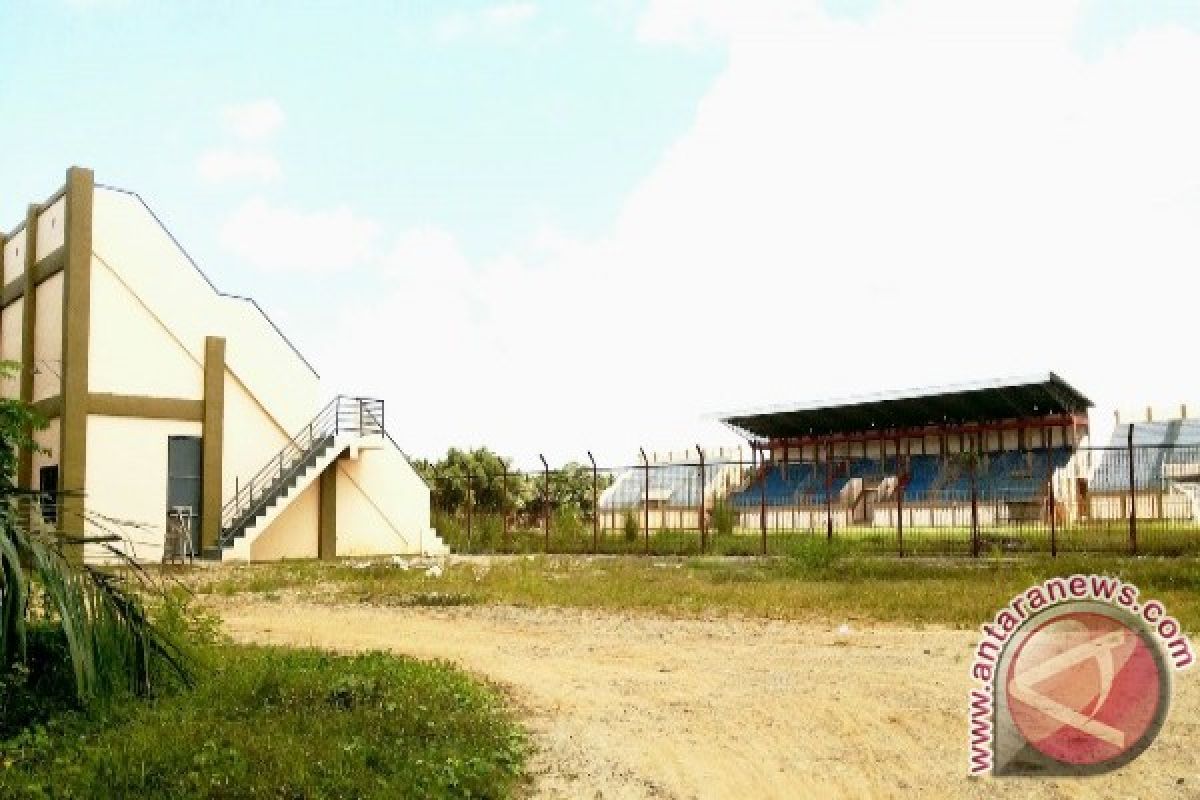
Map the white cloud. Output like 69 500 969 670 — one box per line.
318 0 1200 466
221 99 286 141
196 149 281 183
196 100 286 183
219 197 381 273
436 2 538 43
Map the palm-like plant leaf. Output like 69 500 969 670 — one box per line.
0 365 191 706
0 497 193 704
0 528 28 668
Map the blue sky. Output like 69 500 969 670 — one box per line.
3 1 1200 465
1 2 721 308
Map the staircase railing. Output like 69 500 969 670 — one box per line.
219 395 384 547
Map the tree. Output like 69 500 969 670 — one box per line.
547 462 604 514
424 447 516 513
416 448 613 517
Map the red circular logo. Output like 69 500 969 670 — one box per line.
1006 610 1165 766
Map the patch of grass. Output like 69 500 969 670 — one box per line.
433 513 1200 559
0 645 526 799
0 628 80 739
189 553 1200 632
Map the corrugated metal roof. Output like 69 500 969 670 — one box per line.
1101 419 1200 448
719 373 1091 439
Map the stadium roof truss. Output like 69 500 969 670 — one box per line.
719 373 1092 442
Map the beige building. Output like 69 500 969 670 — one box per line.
0 167 444 562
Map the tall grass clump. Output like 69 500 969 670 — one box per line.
711 500 737 537
622 510 640 543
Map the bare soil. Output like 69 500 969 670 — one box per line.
214 600 1198 799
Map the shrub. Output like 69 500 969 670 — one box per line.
711 500 737 537
622 510 640 543
553 506 584 538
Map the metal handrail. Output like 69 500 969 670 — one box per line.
219 396 384 546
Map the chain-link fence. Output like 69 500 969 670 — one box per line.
427 441 1200 558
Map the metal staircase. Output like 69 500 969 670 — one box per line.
218 396 384 554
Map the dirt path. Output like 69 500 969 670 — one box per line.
216 601 1197 799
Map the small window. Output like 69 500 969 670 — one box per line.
39 465 59 525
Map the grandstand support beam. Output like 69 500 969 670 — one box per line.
639 448 650 555
587 451 598 554
539 454 550 552
1127 424 1138 555
696 445 707 554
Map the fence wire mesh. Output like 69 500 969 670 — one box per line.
428 443 1200 558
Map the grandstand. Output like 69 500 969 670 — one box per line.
1088 414 1200 522
719 374 1091 530
597 448 748 532
587 375 1200 553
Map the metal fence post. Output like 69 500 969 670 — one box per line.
587 451 598 554
896 441 904 558
640 448 650 555
466 471 473 553
825 442 833 542
539 454 550 552
970 440 980 558
758 446 767 554
696 445 707 554
1047 445 1057 558
1127 423 1138 556
501 465 509 550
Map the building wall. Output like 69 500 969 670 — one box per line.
2 175 434 564
740 508 854 529
1089 493 1193 521
32 272 63 402
91 189 319 434
35 197 66 258
221 372 291 502
2 228 26 285
88 255 204 398
249 481 319 560
83 415 203 562
335 444 432 556
88 187 325 559
0 299 21 398
873 505 1000 528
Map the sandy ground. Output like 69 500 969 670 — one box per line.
215 600 1198 799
